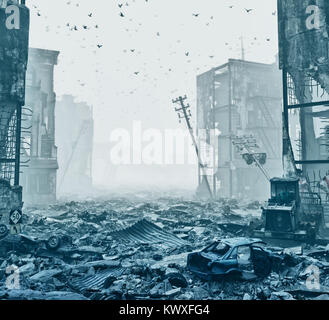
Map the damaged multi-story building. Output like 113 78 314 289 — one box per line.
55 95 94 197
20 48 60 205
278 0 329 203
197 59 283 200
0 1 29 228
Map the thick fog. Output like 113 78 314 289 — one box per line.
27 0 278 193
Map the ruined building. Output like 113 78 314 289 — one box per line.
197 59 283 200
20 48 60 205
0 2 29 221
278 0 329 202
56 95 94 196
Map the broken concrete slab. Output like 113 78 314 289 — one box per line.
283 247 303 256
313 294 329 300
151 252 189 270
0 289 88 300
30 269 63 283
192 286 210 300
270 291 295 300
164 288 181 297
287 285 329 298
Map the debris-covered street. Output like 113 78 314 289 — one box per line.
1 0 329 308
1 194 329 301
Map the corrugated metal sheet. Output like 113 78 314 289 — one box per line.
109 219 188 247
69 267 125 292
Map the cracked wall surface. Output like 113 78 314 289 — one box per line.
0 3 29 212
279 0 329 180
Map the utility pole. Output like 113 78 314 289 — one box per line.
172 95 213 199
232 135 270 181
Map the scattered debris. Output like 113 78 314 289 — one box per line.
0 196 328 300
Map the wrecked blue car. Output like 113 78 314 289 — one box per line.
187 238 277 280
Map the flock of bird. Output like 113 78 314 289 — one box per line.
29 1 278 101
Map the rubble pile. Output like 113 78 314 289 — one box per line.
0 196 329 300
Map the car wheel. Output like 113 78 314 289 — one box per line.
46 235 61 251
0 224 8 239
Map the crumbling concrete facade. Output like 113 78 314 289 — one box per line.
197 59 283 200
0 2 29 218
55 95 94 196
278 0 329 202
21 48 60 205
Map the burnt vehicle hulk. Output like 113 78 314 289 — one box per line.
187 238 278 280
253 178 326 241
0 233 73 256
0 231 107 261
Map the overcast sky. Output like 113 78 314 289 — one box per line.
27 0 279 190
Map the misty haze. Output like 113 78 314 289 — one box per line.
1 0 329 306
